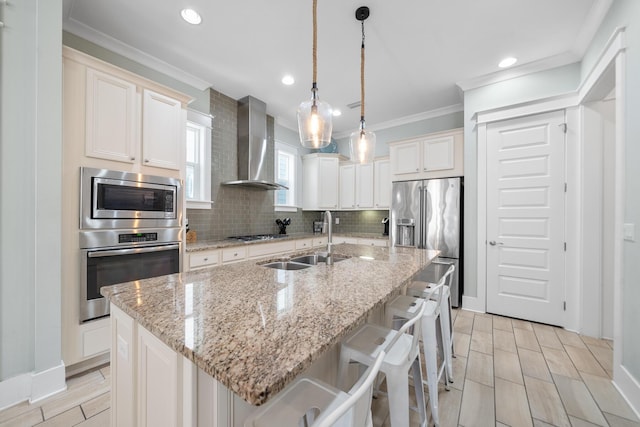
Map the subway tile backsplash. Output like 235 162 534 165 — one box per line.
186 89 389 241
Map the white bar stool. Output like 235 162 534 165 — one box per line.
406 263 456 379
385 267 455 427
244 349 385 427
337 298 428 427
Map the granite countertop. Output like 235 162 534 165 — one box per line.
186 232 389 252
101 244 438 406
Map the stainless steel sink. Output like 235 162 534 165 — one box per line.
290 254 348 265
261 261 311 270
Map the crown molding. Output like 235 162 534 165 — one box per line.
63 18 211 91
332 103 464 139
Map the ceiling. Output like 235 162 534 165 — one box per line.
62 0 611 137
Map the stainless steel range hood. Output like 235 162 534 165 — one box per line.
222 96 288 190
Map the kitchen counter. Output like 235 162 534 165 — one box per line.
101 244 437 407
186 232 389 252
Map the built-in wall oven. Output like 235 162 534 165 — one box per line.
79 168 182 322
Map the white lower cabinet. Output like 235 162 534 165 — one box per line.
138 326 180 427
248 241 296 259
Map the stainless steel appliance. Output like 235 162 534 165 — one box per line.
80 167 181 229
79 167 183 322
390 178 463 307
80 229 181 322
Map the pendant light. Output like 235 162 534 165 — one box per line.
297 0 332 149
349 6 376 164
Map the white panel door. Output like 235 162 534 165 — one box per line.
486 110 566 326
355 163 374 208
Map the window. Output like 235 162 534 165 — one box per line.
185 110 213 209
274 142 300 211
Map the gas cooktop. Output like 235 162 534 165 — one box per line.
227 234 287 242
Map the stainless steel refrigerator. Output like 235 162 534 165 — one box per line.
390 177 463 307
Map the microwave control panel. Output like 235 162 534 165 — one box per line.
118 233 158 243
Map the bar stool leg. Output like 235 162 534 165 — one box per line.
422 317 441 426
386 366 411 427
440 294 454 382
411 354 428 427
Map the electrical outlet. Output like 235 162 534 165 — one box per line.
335 217 340 225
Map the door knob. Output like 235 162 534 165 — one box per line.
489 241 503 246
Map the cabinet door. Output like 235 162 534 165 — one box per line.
339 164 356 210
85 68 137 163
355 163 374 208
390 141 420 176
317 158 339 209
138 326 179 427
422 136 454 172
374 159 391 209
142 89 183 170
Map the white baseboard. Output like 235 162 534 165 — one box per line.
0 361 67 411
462 295 485 313
613 364 640 419
30 361 67 404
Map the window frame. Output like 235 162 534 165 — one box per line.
274 141 300 212
185 109 213 210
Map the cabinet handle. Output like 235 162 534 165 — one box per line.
203 257 208 261
130 157 135 161
415 168 419 172
234 252 238 256
144 159 150 163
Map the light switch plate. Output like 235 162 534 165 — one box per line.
335 217 339 224
623 223 635 242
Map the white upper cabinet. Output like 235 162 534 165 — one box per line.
389 128 463 181
303 154 344 210
339 159 386 210
374 158 391 209
85 68 137 164
339 164 356 209
355 162 374 209
68 47 191 173
142 89 184 170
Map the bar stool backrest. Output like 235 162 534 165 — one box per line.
313 350 386 427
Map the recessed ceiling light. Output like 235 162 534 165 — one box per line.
332 109 342 117
498 57 517 68
181 8 202 25
281 75 295 85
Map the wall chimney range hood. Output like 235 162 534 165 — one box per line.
222 96 288 191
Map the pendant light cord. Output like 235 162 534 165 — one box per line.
312 0 318 86
360 19 366 126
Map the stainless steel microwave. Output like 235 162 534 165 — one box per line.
80 167 182 229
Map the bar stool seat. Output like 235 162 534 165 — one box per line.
244 350 385 427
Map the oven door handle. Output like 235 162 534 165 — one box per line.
87 244 180 258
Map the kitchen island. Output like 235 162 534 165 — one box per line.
101 243 438 426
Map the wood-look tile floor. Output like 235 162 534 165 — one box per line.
371 309 640 427
0 310 638 426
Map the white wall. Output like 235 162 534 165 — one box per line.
584 0 640 388
0 0 65 406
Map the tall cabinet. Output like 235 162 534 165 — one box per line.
302 154 345 210
62 47 191 370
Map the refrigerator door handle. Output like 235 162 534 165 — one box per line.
418 185 424 248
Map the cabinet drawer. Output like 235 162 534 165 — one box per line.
342 237 359 245
248 241 296 259
189 250 219 269
221 247 247 263
358 238 388 247
82 322 110 357
313 237 328 247
295 239 313 250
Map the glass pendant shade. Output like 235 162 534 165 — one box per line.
297 94 333 149
349 126 376 164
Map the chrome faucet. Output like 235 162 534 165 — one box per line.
323 210 333 265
